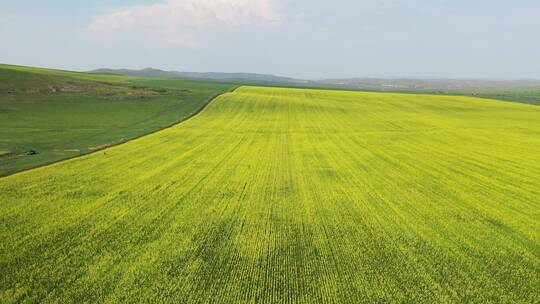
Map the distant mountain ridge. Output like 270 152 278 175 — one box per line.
89 68 308 84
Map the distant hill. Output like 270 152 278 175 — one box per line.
88 67 540 105
89 68 308 84
89 68 540 90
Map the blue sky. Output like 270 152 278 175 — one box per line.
1 0 539 79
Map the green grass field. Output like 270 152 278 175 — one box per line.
0 64 234 176
1 86 539 303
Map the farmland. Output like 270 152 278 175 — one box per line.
0 64 234 176
1 86 539 302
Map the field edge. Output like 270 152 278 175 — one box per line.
0 86 239 179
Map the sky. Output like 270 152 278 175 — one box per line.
1 0 539 79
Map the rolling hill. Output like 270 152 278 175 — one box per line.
89 67 540 105
89 68 307 84
0 64 234 176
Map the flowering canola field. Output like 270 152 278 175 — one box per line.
1 86 539 303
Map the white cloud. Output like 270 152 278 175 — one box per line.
89 0 282 47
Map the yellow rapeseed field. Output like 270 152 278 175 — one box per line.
1 86 539 303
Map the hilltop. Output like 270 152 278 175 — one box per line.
89 68 308 84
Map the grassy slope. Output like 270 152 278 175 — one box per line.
1 87 540 303
0 64 234 176
469 87 540 105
